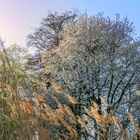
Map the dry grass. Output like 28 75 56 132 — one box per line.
13 84 138 140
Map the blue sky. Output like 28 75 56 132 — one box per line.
0 0 140 46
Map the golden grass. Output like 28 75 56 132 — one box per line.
18 87 140 140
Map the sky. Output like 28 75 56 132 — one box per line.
0 0 140 46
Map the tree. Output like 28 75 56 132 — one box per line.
28 12 140 136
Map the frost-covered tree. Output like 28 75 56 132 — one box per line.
28 13 140 128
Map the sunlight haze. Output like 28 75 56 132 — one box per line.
0 0 140 46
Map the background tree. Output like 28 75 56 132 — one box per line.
28 11 77 51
